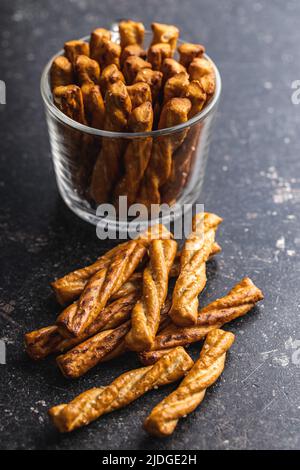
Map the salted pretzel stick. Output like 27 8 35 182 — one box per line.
126 83 152 109
189 57 216 96
64 40 89 65
178 43 205 69
138 97 191 208
90 80 132 204
90 28 111 60
49 346 194 432
147 43 172 70
151 23 179 54
81 83 105 129
51 224 172 306
163 71 190 104
56 240 146 337
144 329 235 436
114 102 153 206
50 56 74 90
126 239 178 351
161 58 187 84
99 64 125 96
133 69 163 103
56 297 173 378
121 44 147 65
119 20 145 48
122 56 152 85
139 277 264 364
56 321 131 378
169 212 222 326
53 85 86 124
75 55 100 85
24 292 139 360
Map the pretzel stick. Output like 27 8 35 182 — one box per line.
114 102 153 206
49 346 194 432
24 292 139 360
56 240 146 337
50 56 74 90
144 329 235 436
56 296 173 379
178 43 205 69
147 43 172 70
137 97 191 208
188 57 216 97
90 80 132 204
51 224 172 305
64 40 89 65
139 277 264 364
121 44 147 66
169 213 222 326
126 239 178 351
56 321 131 378
119 20 145 48
150 23 179 54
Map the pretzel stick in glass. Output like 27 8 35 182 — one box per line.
137 97 191 208
49 346 194 432
90 80 132 204
144 329 235 436
114 101 153 206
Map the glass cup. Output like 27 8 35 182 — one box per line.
40 29 221 233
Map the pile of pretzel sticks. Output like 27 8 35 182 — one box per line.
25 214 264 436
50 20 215 206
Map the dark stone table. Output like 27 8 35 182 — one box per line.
0 0 299 450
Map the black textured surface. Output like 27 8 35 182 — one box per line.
0 0 300 450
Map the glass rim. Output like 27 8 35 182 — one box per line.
40 32 222 139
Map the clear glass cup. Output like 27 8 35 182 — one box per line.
40 29 221 233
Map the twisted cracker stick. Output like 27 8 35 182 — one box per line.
49 346 194 432
99 64 125 96
137 98 191 207
161 58 186 84
123 56 152 85
147 43 172 71
114 102 153 205
126 83 152 109
151 23 179 53
144 329 235 436
75 55 100 85
90 28 111 60
51 224 172 305
25 292 139 360
142 277 264 356
56 321 131 378
81 84 105 129
119 20 145 48
64 40 90 65
55 297 173 378
189 57 216 96
56 240 146 337
126 239 178 351
90 80 132 204
121 44 147 65
50 56 74 90
53 85 86 124
163 72 190 104
178 43 205 69
169 212 223 326
134 69 163 103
